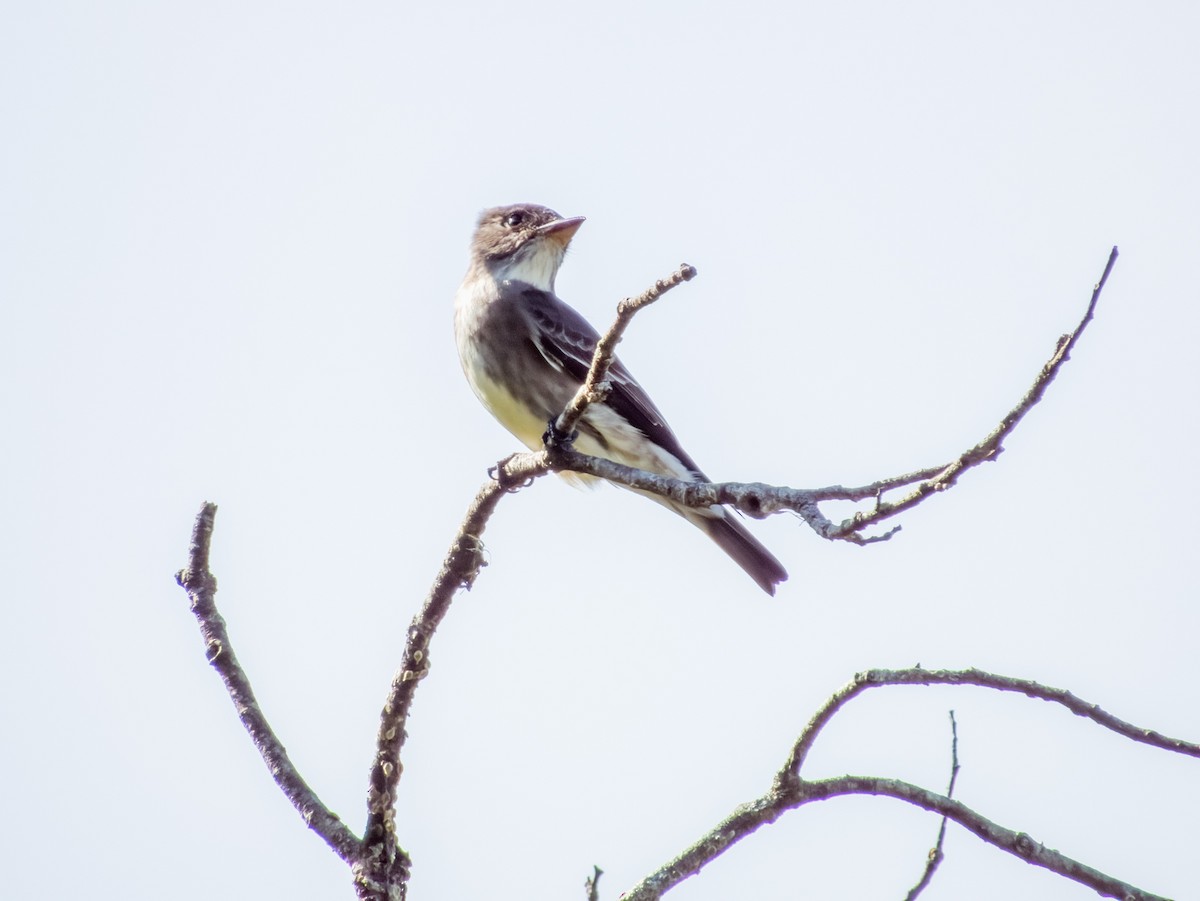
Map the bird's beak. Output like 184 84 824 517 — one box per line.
538 216 586 248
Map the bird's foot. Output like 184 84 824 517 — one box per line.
542 419 577 450
490 454 533 491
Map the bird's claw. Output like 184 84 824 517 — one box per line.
490 455 533 491
542 420 577 450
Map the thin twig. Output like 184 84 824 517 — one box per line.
828 245 1119 539
904 710 960 900
553 263 697 440
175 503 360 862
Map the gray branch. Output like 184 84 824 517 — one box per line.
540 247 1121 546
175 503 360 862
176 453 555 900
623 666 1191 901
553 263 697 440
356 451 550 898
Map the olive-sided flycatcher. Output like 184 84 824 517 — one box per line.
453 203 787 595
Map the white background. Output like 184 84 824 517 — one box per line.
3 2 1197 899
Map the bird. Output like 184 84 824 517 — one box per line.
453 203 787 595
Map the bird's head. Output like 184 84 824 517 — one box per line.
469 203 585 292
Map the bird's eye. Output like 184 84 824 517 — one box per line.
503 211 525 228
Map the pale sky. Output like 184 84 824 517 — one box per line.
3 2 1198 899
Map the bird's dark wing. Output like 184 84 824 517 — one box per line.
519 285 705 477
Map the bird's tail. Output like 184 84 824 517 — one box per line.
623 483 788 595
693 511 788 596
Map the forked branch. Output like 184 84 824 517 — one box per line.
176 250 1129 901
541 247 1121 545
553 263 697 440
623 667 1192 901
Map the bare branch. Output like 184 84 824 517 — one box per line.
174 503 360 862
904 710 960 901
782 667 1200 778
625 774 1168 901
552 263 697 441
806 777 1167 901
826 245 1120 539
356 452 551 896
546 248 1121 546
625 664 1190 901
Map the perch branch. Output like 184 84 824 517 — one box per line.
545 247 1120 546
